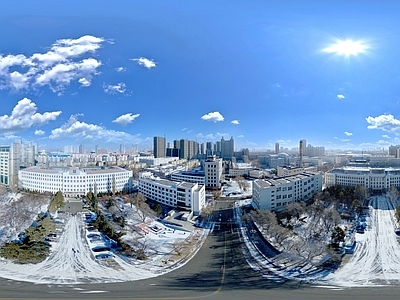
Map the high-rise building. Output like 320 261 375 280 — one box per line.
221 136 234 160
0 143 21 191
204 155 223 189
153 136 166 158
299 139 306 167
275 142 280 154
206 142 214 156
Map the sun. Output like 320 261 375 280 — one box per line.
323 39 368 57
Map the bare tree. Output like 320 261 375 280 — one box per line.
131 193 155 222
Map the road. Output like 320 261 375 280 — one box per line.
1 199 400 299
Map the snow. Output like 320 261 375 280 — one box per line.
222 180 252 198
0 192 208 284
323 195 400 287
240 194 400 287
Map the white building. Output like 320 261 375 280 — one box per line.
0 144 21 191
138 171 205 216
325 167 400 192
18 166 132 197
253 171 322 211
170 169 205 185
204 156 223 189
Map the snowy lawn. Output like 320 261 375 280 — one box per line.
0 193 207 284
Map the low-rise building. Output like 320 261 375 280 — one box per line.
170 169 205 185
253 171 322 211
18 166 132 197
138 171 205 215
325 167 400 192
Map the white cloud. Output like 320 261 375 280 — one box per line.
276 139 291 145
103 82 127 94
344 131 353 136
112 113 140 126
131 57 157 69
115 67 126 73
0 35 104 93
366 114 400 134
0 98 61 134
49 114 140 143
237 135 244 138
231 120 240 125
34 130 45 136
201 111 224 122
382 134 390 139
337 94 345 99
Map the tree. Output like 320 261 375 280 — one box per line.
351 199 363 215
354 184 369 202
331 226 345 247
390 186 399 206
131 193 155 222
48 191 65 213
212 190 221 200
395 206 400 224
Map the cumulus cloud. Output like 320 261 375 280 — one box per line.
103 82 127 94
112 113 140 126
49 114 139 143
237 135 244 138
0 98 61 134
344 131 353 136
0 35 103 93
337 94 345 99
382 134 390 139
231 120 240 125
201 111 224 122
131 57 157 69
115 67 126 72
34 130 45 136
366 114 400 134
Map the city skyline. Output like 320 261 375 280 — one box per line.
2 1 400 151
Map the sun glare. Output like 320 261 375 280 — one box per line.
323 39 368 57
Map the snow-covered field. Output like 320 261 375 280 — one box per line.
241 195 400 287
324 195 400 287
0 192 207 284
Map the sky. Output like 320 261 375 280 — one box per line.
1 1 400 152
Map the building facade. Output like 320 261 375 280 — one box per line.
18 166 132 197
170 169 205 185
253 171 322 211
0 144 21 191
325 167 400 192
204 156 223 189
153 136 166 158
138 171 205 215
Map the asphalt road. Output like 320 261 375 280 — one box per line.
1 200 400 299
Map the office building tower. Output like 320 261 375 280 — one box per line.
153 136 166 158
221 136 234 160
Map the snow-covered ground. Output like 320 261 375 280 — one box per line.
222 180 252 198
323 195 400 287
0 193 207 284
240 194 400 287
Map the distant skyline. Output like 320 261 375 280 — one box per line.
2 1 400 151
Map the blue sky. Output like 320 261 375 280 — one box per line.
1 1 400 151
